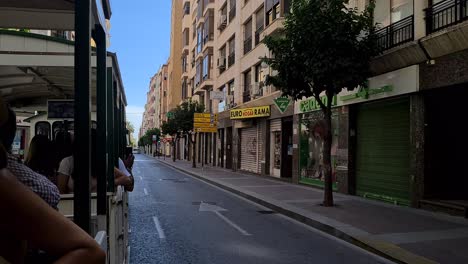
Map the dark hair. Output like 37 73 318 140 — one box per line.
54 131 73 168
25 135 56 181
0 108 17 151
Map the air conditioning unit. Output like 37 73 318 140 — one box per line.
226 95 234 108
218 15 227 30
250 83 261 98
217 56 226 68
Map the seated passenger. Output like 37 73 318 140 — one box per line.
57 130 134 194
0 144 105 264
0 100 60 209
25 135 57 185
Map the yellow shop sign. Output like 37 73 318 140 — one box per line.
230 106 271 119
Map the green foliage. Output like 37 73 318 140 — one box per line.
263 0 379 103
138 128 161 147
161 99 205 137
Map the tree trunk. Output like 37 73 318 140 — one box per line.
322 93 334 207
172 136 176 162
192 133 197 168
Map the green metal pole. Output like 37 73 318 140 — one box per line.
95 25 107 216
74 0 92 233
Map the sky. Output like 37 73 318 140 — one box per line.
109 1 172 140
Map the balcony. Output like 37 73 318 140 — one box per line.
255 26 264 46
426 0 468 34
229 6 236 22
243 36 252 54
261 17 284 39
227 53 235 67
376 15 414 51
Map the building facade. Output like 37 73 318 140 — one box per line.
291 0 468 212
166 0 468 213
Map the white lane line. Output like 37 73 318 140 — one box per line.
215 211 251 236
144 188 148 195
127 246 131 263
152 216 166 239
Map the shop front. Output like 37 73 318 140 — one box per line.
297 96 346 190
231 106 270 174
295 65 419 202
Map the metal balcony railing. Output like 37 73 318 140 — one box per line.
243 36 252 54
255 26 263 46
426 0 468 34
228 53 235 67
376 15 414 51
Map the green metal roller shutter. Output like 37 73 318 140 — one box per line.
356 98 410 205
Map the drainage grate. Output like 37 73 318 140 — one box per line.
257 210 277 214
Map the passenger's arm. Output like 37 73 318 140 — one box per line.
57 173 70 194
0 169 106 264
114 167 134 192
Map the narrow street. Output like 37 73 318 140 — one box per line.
129 155 392 264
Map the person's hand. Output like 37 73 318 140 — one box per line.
124 154 134 169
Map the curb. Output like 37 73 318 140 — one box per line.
156 159 440 264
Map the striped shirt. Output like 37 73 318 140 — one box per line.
7 154 60 209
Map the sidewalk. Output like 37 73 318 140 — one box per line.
156 157 468 264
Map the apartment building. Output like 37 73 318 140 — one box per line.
173 0 468 211
292 0 468 211
212 0 294 177
176 0 293 174
158 63 169 127
167 0 184 112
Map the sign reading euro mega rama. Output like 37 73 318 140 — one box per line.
230 106 271 119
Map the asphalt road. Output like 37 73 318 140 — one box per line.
129 154 393 264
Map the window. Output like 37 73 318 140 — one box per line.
218 86 226 112
35 122 51 139
266 0 280 26
192 22 196 40
243 18 253 54
228 37 235 67
390 0 413 24
203 9 214 45
219 45 227 73
229 0 236 22
183 2 190 15
227 80 235 107
197 26 203 54
255 64 265 96
374 0 413 27
255 7 264 45
183 28 190 46
243 70 251 103
202 54 211 80
195 60 201 88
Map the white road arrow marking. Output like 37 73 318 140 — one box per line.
199 202 251 236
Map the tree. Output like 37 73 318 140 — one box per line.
263 0 379 206
138 128 161 154
161 99 205 163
